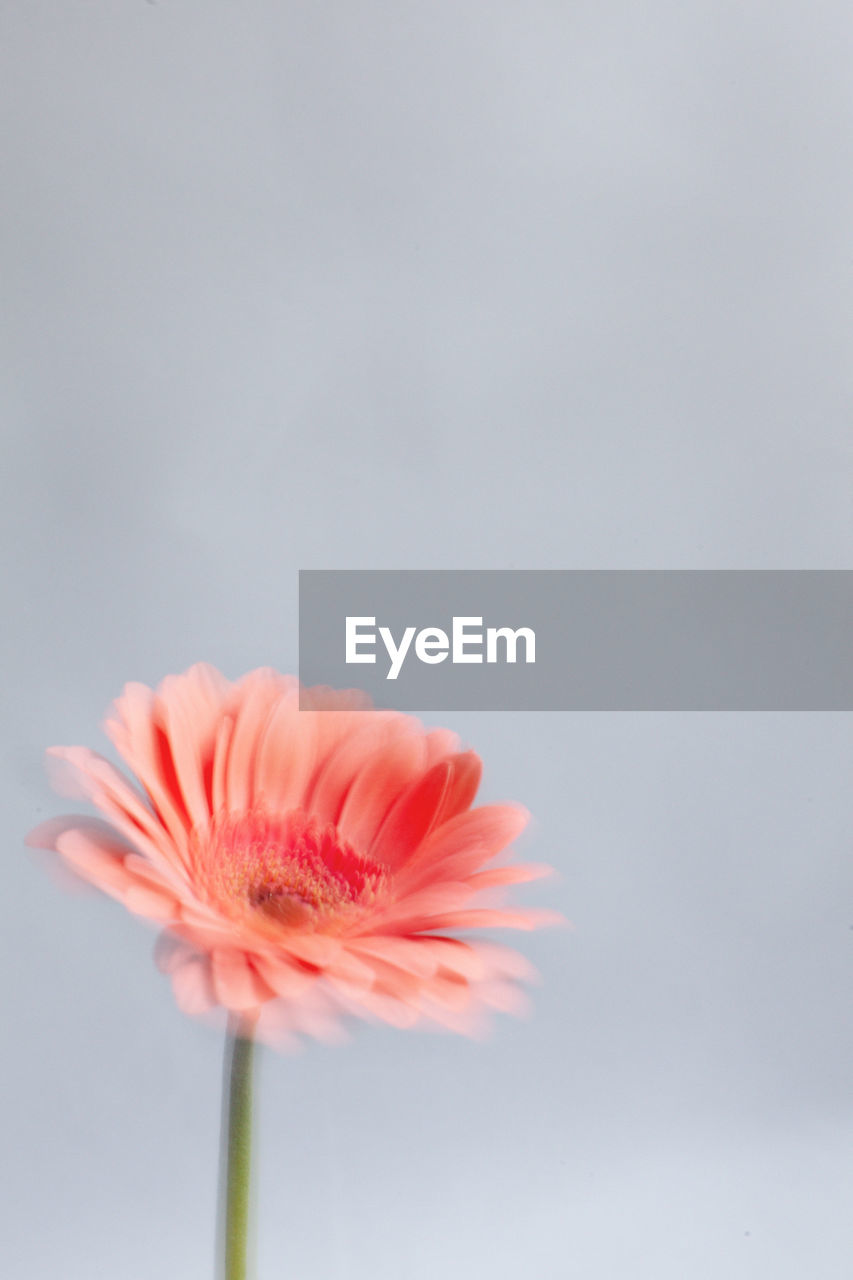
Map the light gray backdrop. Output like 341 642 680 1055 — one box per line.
2 3 852 1278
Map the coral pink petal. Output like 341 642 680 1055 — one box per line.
434 751 483 826
304 721 393 826
369 751 481 870
423 727 461 766
348 937 440 979
296 694 371 775
123 882 181 920
152 675 222 831
211 950 269 1011
123 851 184 894
250 1004 303 1052
395 803 530 890
43 826 181 922
264 935 376 989
355 882 479 934
171 910 252 951
104 683 193 855
336 725 427 850
465 863 554 889
310 700 402 758
210 715 235 816
351 954 422 998
44 747 175 874
223 670 299 809
415 995 488 1037
27 814 130 855
293 1015 349 1047
171 953 218 1015
150 698 196 833
253 692 318 812
428 970 473 1012
419 937 491 981
103 680 156 768
319 948 377 989
472 941 540 982
251 955 317 1000
369 759 453 869
222 677 278 814
418 907 564 932
342 987 422 1029
275 933 344 967
283 993 350 1044
53 829 137 897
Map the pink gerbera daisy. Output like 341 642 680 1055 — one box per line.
28 663 558 1046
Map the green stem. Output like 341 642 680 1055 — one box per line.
219 1018 256 1280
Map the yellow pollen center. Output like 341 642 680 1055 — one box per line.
197 808 386 933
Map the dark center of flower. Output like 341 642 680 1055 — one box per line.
197 808 387 932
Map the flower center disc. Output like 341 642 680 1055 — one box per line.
199 808 387 932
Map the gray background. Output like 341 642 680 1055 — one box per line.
2 3 852 1278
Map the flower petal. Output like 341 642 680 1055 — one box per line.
223 671 294 813
211 949 269 1011
395 803 530 890
337 724 427 850
32 822 182 922
464 863 553 890
253 689 318 812
171 953 217 1015
354 882 479 935
415 907 564 932
152 670 226 831
44 747 177 876
104 682 193 856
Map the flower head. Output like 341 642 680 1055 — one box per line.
28 665 558 1046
